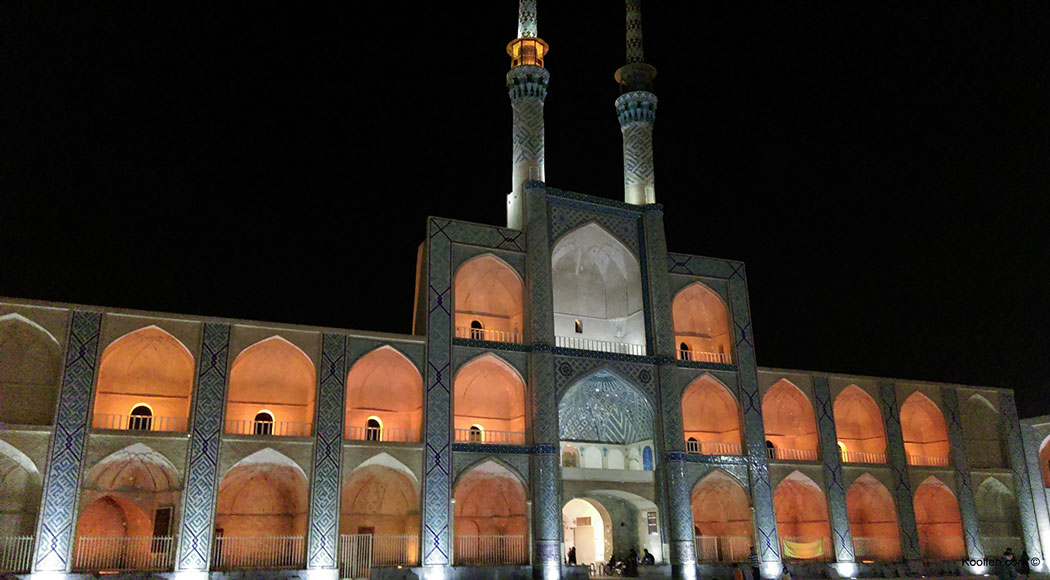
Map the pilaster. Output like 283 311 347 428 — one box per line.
306 333 348 571
878 380 920 561
941 386 984 560
812 376 854 562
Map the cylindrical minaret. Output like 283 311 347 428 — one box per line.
615 0 658 206
506 0 549 230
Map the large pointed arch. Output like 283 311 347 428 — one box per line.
226 336 316 437
900 392 950 466
453 254 524 343
0 440 41 536
345 346 423 442
453 459 529 565
551 222 645 353
762 380 819 460
773 471 831 561
0 313 62 426
846 474 900 561
559 368 654 446
961 394 1003 468
833 385 887 463
453 353 526 443
681 374 742 455
340 453 420 565
672 282 732 363
974 477 1020 538
913 476 965 560
691 469 753 562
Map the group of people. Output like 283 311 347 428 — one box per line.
565 546 655 576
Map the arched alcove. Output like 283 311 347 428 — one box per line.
913 476 965 560
962 395 1003 469
93 326 194 432
226 336 316 437
1040 436 1050 488
681 375 742 455
691 470 753 562
345 346 423 442
762 380 819 460
563 497 608 566
833 386 887 464
454 255 524 343
453 354 526 444
551 223 645 354
0 313 62 425
559 370 654 452
774 471 831 561
846 474 900 561
341 454 419 566
0 440 41 536
672 283 732 363
453 460 529 565
900 392 950 466
562 446 580 468
975 477 1020 538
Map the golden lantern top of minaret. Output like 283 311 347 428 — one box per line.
507 0 548 68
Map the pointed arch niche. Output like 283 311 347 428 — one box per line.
681 375 742 456
559 369 654 472
0 440 41 536
226 336 316 437
913 476 965 560
345 346 422 443
962 395 1004 469
900 392 950 466
453 460 529 565
0 313 62 425
340 454 420 566
453 354 526 444
691 470 753 562
774 471 831 561
672 283 732 363
453 254 524 343
551 223 646 355
92 326 195 432
846 474 900 561
833 386 887 464
974 477 1021 548
762 380 819 461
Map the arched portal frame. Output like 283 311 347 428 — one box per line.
762 380 819 461
453 353 527 445
341 453 421 566
345 345 423 443
452 458 530 566
563 497 610 567
845 473 901 561
833 385 888 464
961 394 1004 469
0 440 42 536
691 469 753 562
773 471 832 561
225 336 316 438
671 282 732 364
551 222 646 355
681 374 742 456
0 312 63 426
913 476 965 560
900 392 950 466
453 254 525 344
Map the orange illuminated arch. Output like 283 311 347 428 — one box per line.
340 454 420 562
691 469 753 559
226 336 316 436
1040 436 1050 488
0 313 62 426
913 476 965 560
833 386 887 462
453 354 526 438
215 449 309 551
900 392 950 464
93 326 194 431
774 471 831 560
846 474 900 561
681 375 741 455
454 254 524 341
345 346 422 442
453 459 528 562
672 283 732 362
762 380 819 458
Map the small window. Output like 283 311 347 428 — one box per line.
679 342 691 361
366 417 382 442
647 511 658 535
152 507 173 552
574 319 583 334
254 411 274 435
470 320 484 340
469 425 483 442
129 405 153 431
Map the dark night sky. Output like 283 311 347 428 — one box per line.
2 3 1049 415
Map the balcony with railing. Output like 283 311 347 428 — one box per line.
338 534 419 578
212 535 305 570
840 450 887 464
908 454 950 467
555 335 645 356
779 536 833 562
686 440 742 456
678 349 731 364
92 413 189 433
0 536 33 573
345 425 421 443
453 535 528 566
455 326 523 344
72 536 175 572
225 418 313 438
767 447 819 461
454 428 526 445
695 535 751 562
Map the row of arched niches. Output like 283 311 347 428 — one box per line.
0 305 1034 573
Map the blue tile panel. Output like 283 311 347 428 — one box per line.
877 380 920 560
175 322 231 571
1001 393 1042 561
33 310 102 572
813 376 854 562
941 386 984 560
307 333 347 569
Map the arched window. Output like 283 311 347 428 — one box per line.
672 283 732 363
833 385 887 464
470 320 484 340
453 254 524 344
366 417 382 442
762 380 819 460
574 319 583 334
681 375 742 456
254 411 274 436
453 354 526 444
679 343 691 361
469 425 483 442
900 392 950 466
345 346 423 443
562 446 580 468
227 336 316 438
129 405 153 431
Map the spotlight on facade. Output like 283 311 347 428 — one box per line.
833 562 859 577
761 561 783 579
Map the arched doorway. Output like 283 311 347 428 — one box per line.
774 471 831 561
345 346 423 442
226 336 316 437
453 254 524 343
0 313 62 426
846 474 900 561
913 476 965 560
340 454 420 566
762 380 819 461
681 375 742 455
453 460 529 565
833 385 887 464
900 392 950 466
453 354 526 444
671 283 732 363
691 470 752 562
563 498 608 567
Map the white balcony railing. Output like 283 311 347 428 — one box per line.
686 440 742 456
555 335 645 356
840 450 887 464
453 535 528 566
338 534 419 578
678 349 732 364
212 535 305 569
92 413 189 433
767 447 819 461
908 454 950 467
72 536 175 572
695 535 751 562
851 536 901 561
779 536 832 561
345 425 421 443
0 536 33 573
454 429 526 445
455 326 523 344
225 419 313 437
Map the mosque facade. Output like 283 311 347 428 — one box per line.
1 2 1047 580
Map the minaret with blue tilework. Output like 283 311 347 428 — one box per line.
616 0 658 206
506 0 549 230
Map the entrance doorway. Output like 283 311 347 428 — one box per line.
563 498 606 566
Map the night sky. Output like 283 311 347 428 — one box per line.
3 3 1049 415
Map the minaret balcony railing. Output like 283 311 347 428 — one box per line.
694 535 751 563
72 536 175 572
840 450 887 464
454 326 523 344
211 535 305 570
907 454 951 467
453 535 529 566
92 413 188 433
677 349 732 364
225 419 313 438
555 335 645 356
686 440 742 456
345 425 421 443
454 429 526 445
0 536 33 574
767 447 819 461
779 536 833 561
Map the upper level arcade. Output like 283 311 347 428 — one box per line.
672 282 732 364
453 254 525 344
225 336 316 438
345 346 423 443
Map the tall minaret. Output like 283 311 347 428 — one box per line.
506 0 549 230
615 0 658 205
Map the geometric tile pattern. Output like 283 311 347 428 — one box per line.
549 202 642 257
813 376 854 562
666 456 696 565
554 356 656 410
33 310 102 573
1001 393 1042 562
509 65 548 196
617 92 657 205
558 369 653 444
517 0 537 38
624 0 644 64
307 333 347 570
175 322 232 571
941 387 984 560
641 208 674 358
877 380 920 560
452 452 530 484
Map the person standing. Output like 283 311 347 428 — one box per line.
567 546 577 566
